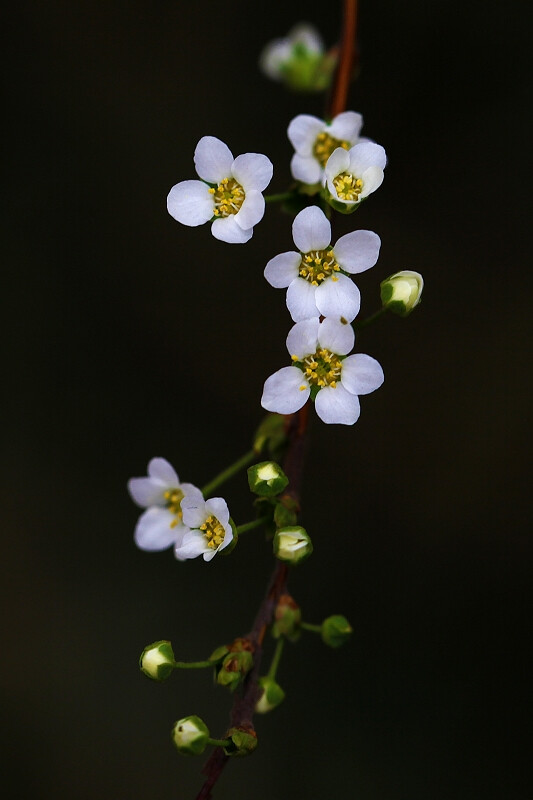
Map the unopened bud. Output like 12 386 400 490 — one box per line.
171 715 209 755
273 526 313 565
380 270 424 316
253 413 287 460
139 640 175 681
216 638 254 692
321 615 353 648
272 593 301 640
255 677 286 713
224 725 258 757
248 461 289 497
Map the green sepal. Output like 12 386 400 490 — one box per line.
208 644 230 663
253 413 288 462
223 726 258 757
247 461 289 497
274 499 298 528
321 614 353 648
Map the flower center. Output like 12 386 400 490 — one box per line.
209 177 245 217
298 348 343 388
313 132 350 168
299 249 340 285
200 514 226 549
332 171 363 202
164 488 184 528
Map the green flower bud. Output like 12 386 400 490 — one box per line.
255 677 286 713
171 715 210 755
224 725 258 757
215 638 255 692
321 615 353 648
273 526 313 565
139 640 175 681
273 496 299 528
248 461 289 497
208 644 230 663
272 593 302 641
253 413 287 461
380 270 424 316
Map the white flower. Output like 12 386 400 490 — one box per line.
127 457 203 552
324 141 387 210
261 318 384 425
167 136 273 244
175 496 233 562
259 23 337 92
264 205 381 323
287 111 366 185
259 22 324 81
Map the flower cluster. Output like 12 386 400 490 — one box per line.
128 458 233 562
165 109 387 426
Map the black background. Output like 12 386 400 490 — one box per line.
2 2 531 798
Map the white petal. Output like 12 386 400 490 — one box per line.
328 111 363 143
333 230 381 274
134 507 181 551
290 154 322 185
211 216 253 244
287 114 324 155
194 136 234 183
341 354 384 395
205 497 230 527
348 141 387 174
127 477 166 508
261 366 310 414
315 384 360 425
315 275 361 322
317 317 354 355
264 252 301 288
324 147 350 181
217 524 234 553
360 166 384 197
180 483 204 504
235 189 264 230
286 279 320 322
289 22 323 53
232 153 273 192
286 318 319 358
148 457 179 485
175 530 208 560
167 180 214 226
259 40 291 78
292 206 331 252
181 496 207 528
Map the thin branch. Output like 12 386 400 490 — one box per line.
327 0 358 119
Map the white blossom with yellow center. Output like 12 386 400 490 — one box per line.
175 496 233 562
127 457 203 552
166 136 273 244
261 318 384 425
287 111 364 184
264 205 381 323
324 141 387 209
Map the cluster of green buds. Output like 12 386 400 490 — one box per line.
213 638 255 692
380 270 424 317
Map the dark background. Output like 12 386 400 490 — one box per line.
2 1 531 798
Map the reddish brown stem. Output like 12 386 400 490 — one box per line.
195 6 358 797
327 0 359 118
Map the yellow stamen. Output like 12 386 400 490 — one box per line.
332 171 363 202
312 132 350 168
298 249 340 285
299 348 343 388
212 177 245 217
200 514 226 549
164 488 184 528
